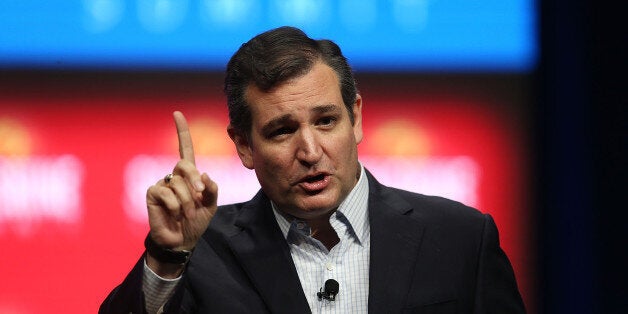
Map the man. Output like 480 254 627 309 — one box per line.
100 26 525 313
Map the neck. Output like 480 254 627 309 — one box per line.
307 212 339 250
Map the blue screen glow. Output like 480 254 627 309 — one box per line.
0 0 536 72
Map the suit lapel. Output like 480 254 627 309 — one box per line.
222 172 425 312
225 192 311 314
367 173 426 313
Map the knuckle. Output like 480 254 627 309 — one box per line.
174 159 199 176
156 185 171 198
175 159 192 171
147 184 164 199
175 159 187 169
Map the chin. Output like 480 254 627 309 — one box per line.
296 195 340 214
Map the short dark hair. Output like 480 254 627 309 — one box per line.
224 26 358 134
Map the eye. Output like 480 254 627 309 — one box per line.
317 116 337 127
268 126 293 138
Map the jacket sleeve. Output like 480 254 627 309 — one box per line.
473 214 526 313
99 256 147 314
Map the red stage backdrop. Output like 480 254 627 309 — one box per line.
0 76 532 312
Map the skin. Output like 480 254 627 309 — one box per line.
229 61 363 249
146 61 363 277
145 111 218 278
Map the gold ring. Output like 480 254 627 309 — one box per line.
164 173 174 184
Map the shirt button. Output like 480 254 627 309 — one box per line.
297 222 306 229
326 263 334 271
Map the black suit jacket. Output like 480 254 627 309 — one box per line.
100 171 525 313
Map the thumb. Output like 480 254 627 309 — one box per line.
200 173 218 208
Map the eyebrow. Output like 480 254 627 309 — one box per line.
312 104 341 115
261 114 293 135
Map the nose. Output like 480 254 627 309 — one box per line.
295 127 323 165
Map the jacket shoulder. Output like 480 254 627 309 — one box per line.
384 185 487 224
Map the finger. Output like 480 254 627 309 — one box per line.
183 172 218 220
173 159 205 192
167 175 197 218
173 111 196 166
200 173 218 207
147 185 182 220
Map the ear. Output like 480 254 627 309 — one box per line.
352 94 364 144
227 125 254 169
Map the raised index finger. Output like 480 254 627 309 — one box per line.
173 111 196 165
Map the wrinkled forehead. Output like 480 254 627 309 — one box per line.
244 62 342 113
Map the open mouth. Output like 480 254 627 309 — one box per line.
305 174 326 183
299 173 330 193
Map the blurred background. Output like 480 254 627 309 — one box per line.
0 0 623 313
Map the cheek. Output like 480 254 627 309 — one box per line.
332 132 358 155
254 147 292 176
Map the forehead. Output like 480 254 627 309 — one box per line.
244 62 343 120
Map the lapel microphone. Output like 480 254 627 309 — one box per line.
317 279 339 301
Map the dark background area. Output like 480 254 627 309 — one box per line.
536 0 626 313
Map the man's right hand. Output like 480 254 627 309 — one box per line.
145 111 218 277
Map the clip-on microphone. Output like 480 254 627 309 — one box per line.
317 279 339 301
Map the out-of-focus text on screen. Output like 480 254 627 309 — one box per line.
0 75 532 312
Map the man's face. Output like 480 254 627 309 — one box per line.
230 61 363 221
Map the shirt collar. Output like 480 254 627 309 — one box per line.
272 164 370 244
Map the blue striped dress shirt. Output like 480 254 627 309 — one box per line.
272 165 370 313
